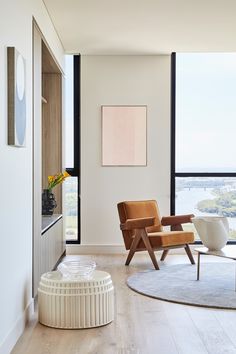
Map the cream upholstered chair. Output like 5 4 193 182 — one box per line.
117 200 195 269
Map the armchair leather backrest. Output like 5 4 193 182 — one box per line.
117 200 163 250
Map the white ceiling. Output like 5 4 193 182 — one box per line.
43 0 236 55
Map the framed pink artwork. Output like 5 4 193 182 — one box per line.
102 105 147 166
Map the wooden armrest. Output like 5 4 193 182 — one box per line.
161 214 194 226
120 217 155 231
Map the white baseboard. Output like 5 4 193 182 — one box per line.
66 244 197 255
0 299 34 354
66 244 126 255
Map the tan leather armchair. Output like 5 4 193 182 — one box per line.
117 200 195 269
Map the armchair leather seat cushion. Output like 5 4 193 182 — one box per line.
137 231 194 249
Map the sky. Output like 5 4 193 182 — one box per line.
176 53 236 172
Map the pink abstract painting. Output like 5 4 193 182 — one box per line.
102 106 147 166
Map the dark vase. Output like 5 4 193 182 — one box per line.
42 189 57 216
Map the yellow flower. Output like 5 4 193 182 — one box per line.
48 176 54 183
63 171 70 178
47 171 70 190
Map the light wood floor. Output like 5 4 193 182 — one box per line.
12 253 236 354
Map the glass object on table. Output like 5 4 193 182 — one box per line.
58 260 96 279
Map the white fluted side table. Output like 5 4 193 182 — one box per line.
38 270 114 329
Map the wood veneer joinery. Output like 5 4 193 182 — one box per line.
42 41 61 74
33 23 64 300
42 73 62 213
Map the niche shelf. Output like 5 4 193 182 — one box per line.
42 41 62 214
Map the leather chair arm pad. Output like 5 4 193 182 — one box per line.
120 217 155 230
161 214 195 226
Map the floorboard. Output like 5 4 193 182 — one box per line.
11 253 236 354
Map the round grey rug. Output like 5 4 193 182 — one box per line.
127 263 236 309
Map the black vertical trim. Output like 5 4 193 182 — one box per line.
171 53 176 215
73 55 80 173
74 55 81 244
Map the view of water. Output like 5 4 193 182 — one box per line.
176 187 236 237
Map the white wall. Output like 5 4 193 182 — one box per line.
81 55 171 246
0 1 64 353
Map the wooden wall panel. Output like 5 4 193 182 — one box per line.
42 73 62 213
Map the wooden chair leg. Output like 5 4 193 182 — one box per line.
140 229 159 270
160 249 169 261
184 244 195 264
125 231 142 266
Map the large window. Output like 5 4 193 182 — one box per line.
64 55 80 243
172 53 236 241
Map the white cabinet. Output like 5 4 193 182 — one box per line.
33 216 65 297
41 216 65 275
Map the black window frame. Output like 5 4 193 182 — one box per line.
66 55 81 244
170 52 236 244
